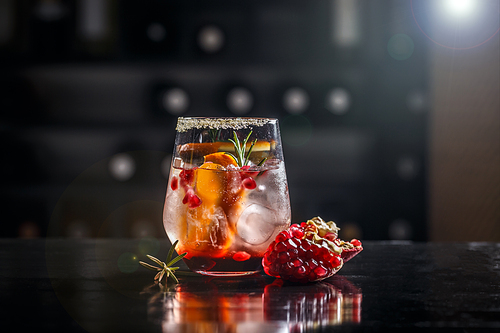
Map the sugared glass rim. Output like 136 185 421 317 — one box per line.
175 117 277 132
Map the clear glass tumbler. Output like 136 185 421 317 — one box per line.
163 117 291 276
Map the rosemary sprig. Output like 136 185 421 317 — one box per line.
139 240 187 284
227 130 257 167
208 129 221 143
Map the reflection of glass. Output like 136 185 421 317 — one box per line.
144 276 362 332
163 117 291 276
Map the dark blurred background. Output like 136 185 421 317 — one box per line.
0 0 498 241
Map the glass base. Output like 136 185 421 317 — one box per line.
194 270 261 277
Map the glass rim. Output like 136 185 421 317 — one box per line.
175 117 278 132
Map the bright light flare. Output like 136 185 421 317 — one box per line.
443 0 476 17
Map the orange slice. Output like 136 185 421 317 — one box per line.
203 152 238 168
217 140 272 152
195 162 226 204
178 142 222 161
185 162 234 254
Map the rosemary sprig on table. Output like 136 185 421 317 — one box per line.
139 240 187 284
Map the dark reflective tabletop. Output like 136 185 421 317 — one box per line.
1 239 499 332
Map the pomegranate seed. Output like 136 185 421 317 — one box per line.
240 165 260 177
308 259 318 269
182 192 189 205
233 251 251 261
263 256 271 267
275 231 288 242
314 266 328 278
242 177 257 190
179 169 195 187
291 227 304 239
351 239 362 247
266 242 275 253
188 195 202 208
286 238 297 249
324 232 337 242
278 251 289 263
275 242 287 253
331 255 342 268
170 176 179 191
291 258 303 267
320 249 332 261
294 266 307 277
283 262 294 276
183 189 202 208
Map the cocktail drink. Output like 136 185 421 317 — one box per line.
163 117 291 276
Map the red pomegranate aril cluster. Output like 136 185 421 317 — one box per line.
170 168 203 209
263 226 343 283
179 169 195 187
263 217 363 283
239 166 258 190
182 188 202 208
241 177 257 190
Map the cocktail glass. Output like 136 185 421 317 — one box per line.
163 117 291 276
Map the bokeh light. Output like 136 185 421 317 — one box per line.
197 25 225 53
18 221 41 238
387 34 415 61
397 155 419 181
325 88 351 115
389 219 413 240
108 153 136 181
117 252 139 273
66 219 91 238
147 22 167 42
341 222 363 241
407 90 427 113
226 87 254 115
161 88 189 115
283 87 310 114
411 0 500 49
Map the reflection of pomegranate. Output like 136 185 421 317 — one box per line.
263 275 362 328
143 275 362 330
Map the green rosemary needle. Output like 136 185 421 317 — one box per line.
139 240 187 284
227 130 257 167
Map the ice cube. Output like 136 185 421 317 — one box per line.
245 161 290 225
163 187 187 242
236 204 278 245
186 205 230 250
259 161 291 222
